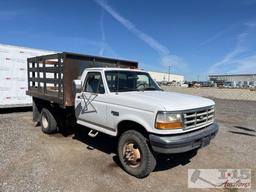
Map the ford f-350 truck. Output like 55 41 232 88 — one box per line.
26 52 218 178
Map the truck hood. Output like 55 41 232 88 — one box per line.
117 91 214 111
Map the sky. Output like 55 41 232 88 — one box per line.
0 0 256 80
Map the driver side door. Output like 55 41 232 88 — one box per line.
75 71 107 131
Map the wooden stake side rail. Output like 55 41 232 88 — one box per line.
26 52 138 108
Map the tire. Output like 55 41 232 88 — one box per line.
40 108 58 134
117 130 156 178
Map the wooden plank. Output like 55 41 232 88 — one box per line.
28 66 63 73
29 77 63 84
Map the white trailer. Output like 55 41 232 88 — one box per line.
0 43 55 108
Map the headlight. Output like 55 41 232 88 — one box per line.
155 112 183 129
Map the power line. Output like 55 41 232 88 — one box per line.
168 65 171 82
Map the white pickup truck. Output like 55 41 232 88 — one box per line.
27 53 218 178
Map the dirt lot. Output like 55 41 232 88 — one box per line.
163 87 256 101
0 99 256 192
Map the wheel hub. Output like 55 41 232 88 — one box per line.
41 113 49 128
123 143 141 167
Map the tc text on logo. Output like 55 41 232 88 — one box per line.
188 169 251 189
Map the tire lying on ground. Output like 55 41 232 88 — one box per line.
117 130 156 178
40 108 58 134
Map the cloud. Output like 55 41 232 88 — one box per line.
245 21 256 27
94 0 187 72
99 0 106 56
94 0 169 55
200 29 229 46
200 23 239 46
228 55 256 74
209 22 256 74
161 55 188 73
97 0 119 57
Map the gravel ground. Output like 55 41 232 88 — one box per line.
0 99 256 192
162 87 256 101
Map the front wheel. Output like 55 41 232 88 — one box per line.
117 130 156 178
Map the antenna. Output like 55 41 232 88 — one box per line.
168 65 171 82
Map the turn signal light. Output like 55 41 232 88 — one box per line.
155 122 182 129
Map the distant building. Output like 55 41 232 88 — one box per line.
209 74 256 87
209 74 256 82
148 71 184 83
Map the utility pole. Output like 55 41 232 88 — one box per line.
168 65 171 82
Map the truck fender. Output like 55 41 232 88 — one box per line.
116 114 153 135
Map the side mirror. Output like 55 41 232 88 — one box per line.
72 80 82 97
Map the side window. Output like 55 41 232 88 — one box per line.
137 74 150 88
105 71 118 92
84 72 105 94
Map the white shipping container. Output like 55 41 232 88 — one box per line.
0 43 55 108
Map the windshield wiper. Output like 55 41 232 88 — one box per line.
117 88 137 92
138 87 159 91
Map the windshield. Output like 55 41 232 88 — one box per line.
105 71 161 92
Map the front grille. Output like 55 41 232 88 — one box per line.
183 106 215 129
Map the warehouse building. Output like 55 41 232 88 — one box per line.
148 71 184 83
209 74 256 87
209 74 256 82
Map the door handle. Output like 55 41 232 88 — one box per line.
111 111 119 116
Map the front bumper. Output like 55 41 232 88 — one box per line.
149 122 219 154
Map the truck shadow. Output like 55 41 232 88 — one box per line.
113 151 197 173
226 125 256 137
154 150 197 172
233 125 256 132
71 126 197 172
0 106 32 114
72 126 117 154
228 130 256 137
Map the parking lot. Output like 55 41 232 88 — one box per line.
0 98 256 192
163 86 256 101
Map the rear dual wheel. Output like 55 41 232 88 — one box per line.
40 108 58 134
118 130 156 178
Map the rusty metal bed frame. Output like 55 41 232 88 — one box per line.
26 52 138 108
